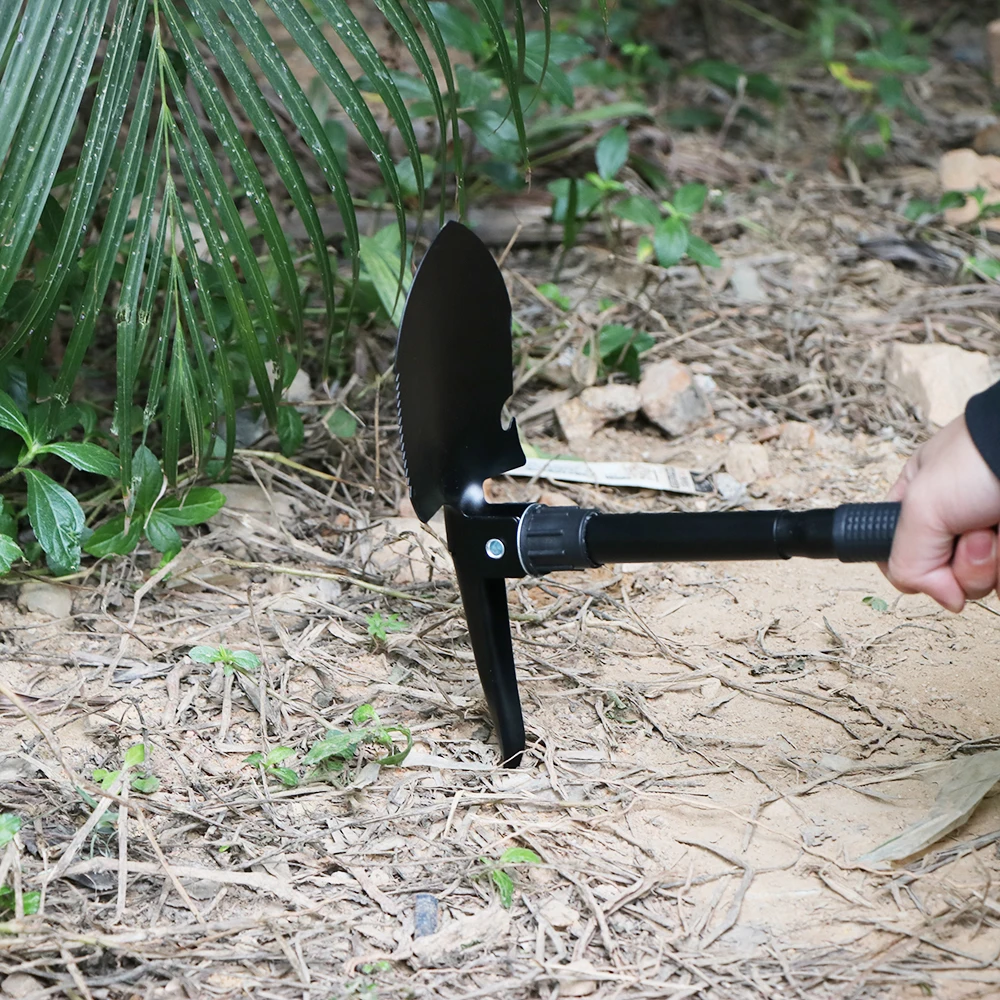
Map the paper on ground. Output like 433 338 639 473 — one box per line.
507 456 703 495
858 750 1000 866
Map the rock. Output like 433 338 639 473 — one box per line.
285 367 312 404
776 421 816 450
730 263 768 303
539 898 580 929
555 960 599 997
714 472 746 502
639 360 713 437
17 582 72 619
939 148 1000 227
725 442 771 485
2 973 47 998
887 343 993 427
555 384 641 448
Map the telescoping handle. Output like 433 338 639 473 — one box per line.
518 502 901 575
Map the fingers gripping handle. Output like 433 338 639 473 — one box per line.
832 503 900 562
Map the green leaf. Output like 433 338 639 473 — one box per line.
130 446 165 517
271 766 299 787
359 228 411 327
863 595 889 612
40 442 119 478
229 650 261 672
595 124 629 181
0 499 16 540
0 535 22 575
24 469 84 576
189 645 223 665
499 847 542 865
326 408 358 439
277 407 305 458
612 195 661 226
155 488 226 526
83 515 142 558
131 774 160 794
686 234 722 268
0 813 21 847
144 512 182 558
374 725 413 766
353 703 378 726
428 2 487 56
302 730 365 766
264 746 294 766
653 217 689 269
0 389 31 446
124 744 145 768
966 256 1000 280
673 182 708 217
490 869 515 908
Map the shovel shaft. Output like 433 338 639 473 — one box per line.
583 503 900 566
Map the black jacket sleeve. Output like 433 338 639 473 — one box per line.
966 381 1000 480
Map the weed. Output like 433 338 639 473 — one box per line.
188 644 261 676
245 746 299 788
302 703 413 778
904 191 967 223
583 324 655 382
365 612 408 644
477 846 542 908
813 0 929 157
0 813 21 848
92 743 161 795
863 595 889 612
549 126 721 271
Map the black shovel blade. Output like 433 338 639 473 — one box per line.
395 222 525 522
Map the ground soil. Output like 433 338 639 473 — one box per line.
4 3 1000 998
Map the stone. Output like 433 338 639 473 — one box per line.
17 582 72 619
555 384 641 448
730 263 768 303
639 359 713 437
777 421 817 450
887 343 993 427
725 442 771 485
939 148 1000 227
1 974 47 999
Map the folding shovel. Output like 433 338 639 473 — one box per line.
395 222 900 767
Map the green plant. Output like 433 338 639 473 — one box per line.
343 960 392 1000
93 743 161 795
365 612 408 644
0 1 542 580
670 58 782 131
477 846 542 908
245 746 299 788
0 813 21 848
549 127 721 271
188 643 261 676
813 0 929 157
301 703 412 777
862 595 889 612
583 325 655 382
903 191 967 224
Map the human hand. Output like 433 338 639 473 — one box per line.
884 415 1000 612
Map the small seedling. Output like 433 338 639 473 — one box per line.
863 595 889 612
245 746 298 787
365 612 407 644
92 743 161 795
477 847 542 908
189 644 261 676
0 813 20 848
302 703 412 778
582 324 655 382
903 191 966 223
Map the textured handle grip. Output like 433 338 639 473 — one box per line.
832 503 900 562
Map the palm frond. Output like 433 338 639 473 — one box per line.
0 0 541 505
